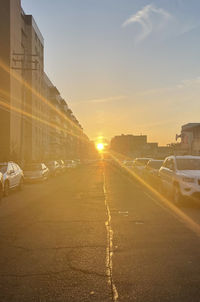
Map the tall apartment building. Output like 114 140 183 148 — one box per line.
0 0 89 162
0 0 23 161
0 0 45 161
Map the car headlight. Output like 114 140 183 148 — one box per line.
182 177 195 183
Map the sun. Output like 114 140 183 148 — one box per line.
96 143 104 152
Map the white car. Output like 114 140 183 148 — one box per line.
159 155 200 204
123 160 134 168
145 159 163 182
132 158 152 175
0 162 24 196
64 160 77 169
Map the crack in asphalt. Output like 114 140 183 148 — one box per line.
0 249 107 279
103 172 119 302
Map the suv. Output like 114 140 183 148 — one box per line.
159 156 200 204
0 162 24 196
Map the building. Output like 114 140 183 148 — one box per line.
110 134 148 158
0 0 89 163
0 0 25 161
177 123 200 155
110 134 173 159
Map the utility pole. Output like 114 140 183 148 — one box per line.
11 51 39 164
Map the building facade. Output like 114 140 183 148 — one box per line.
110 134 148 158
110 134 172 159
0 0 89 163
177 123 200 155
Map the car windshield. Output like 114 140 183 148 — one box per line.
0 164 7 173
135 159 150 166
24 164 42 171
148 161 163 169
176 158 200 170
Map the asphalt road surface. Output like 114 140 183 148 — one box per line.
1 162 200 301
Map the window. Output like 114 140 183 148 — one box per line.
165 159 174 171
176 158 200 170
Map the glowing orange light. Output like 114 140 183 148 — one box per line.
96 143 104 152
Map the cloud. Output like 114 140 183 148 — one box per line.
122 4 171 42
176 77 200 89
137 76 200 97
83 95 127 104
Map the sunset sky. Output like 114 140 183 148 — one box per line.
22 0 200 145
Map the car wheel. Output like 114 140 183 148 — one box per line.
173 184 182 205
4 181 9 197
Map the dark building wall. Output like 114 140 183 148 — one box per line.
110 135 147 157
0 0 11 160
10 0 24 162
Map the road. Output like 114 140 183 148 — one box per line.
1 162 200 301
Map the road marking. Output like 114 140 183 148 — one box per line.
118 211 129 214
103 172 119 302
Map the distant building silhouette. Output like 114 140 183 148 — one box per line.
110 134 172 159
110 134 147 157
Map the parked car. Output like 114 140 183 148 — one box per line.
64 160 77 169
132 158 152 175
159 155 200 204
123 160 134 168
144 159 163 185
0 172 3 201
45 161 60 176
23 163 49 182
74 159 81 166
145 159 163 177
0 162 24 196
57 160 65 173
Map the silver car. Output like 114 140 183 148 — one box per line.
0 162 24 196
23 163 49 182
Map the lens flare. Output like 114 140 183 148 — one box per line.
96 143 104 152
